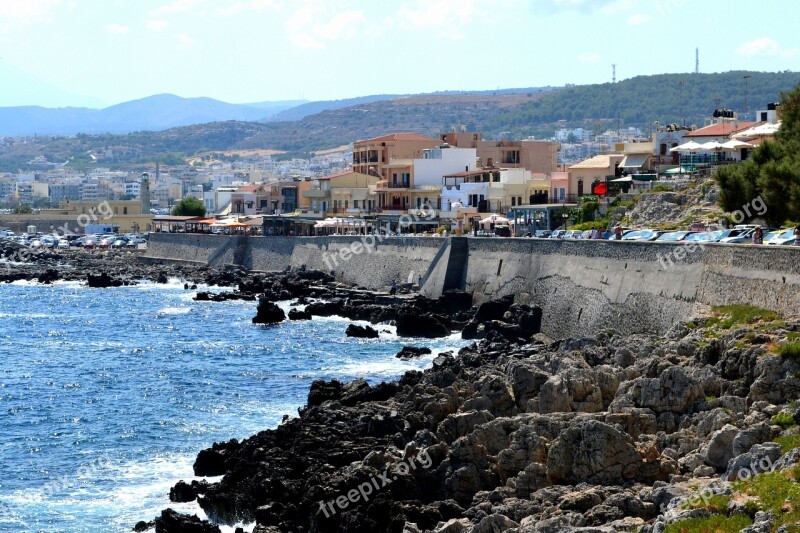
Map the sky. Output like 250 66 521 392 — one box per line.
1 0 799 108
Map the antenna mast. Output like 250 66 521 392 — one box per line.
695 48 699 74
612 64 616 83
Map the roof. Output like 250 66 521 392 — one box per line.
235 184 262 192
357 133 439 144
444 169 495 178
684 121 760 138
569 154 616 169
317 170 374 181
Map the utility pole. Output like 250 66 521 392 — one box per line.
679 79 685 127
744 74 751 120
695 48 699 74
612 64 616 84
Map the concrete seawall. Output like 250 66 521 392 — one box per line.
144 234 800 338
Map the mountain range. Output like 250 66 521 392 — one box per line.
1 71 799 173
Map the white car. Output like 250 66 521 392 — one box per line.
765 229 797 245
57 239 70 249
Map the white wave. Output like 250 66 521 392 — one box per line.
157 306 192 316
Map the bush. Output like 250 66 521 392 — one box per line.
778 341 800 361
775 435 800 453
771 411 796 428
708 304 779 329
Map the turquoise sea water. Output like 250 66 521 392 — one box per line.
0 279 466 532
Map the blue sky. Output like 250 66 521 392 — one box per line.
1 0 798 108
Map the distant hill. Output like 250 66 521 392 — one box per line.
0 94 306 136
2 71 798 172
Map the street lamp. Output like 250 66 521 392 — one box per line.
562 212 569 229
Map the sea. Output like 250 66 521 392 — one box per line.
0 278 467 532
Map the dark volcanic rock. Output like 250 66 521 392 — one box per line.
395 346 432 359
287 308 312 320
307 379 344 406
37 268 60 284
155 508 220 533
252 298 285 324
345 323 380 338
133 520 154 532
86 272 123 288
395 309 451 338
169 479 210 503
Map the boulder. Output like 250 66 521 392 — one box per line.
396 346 432 360
155 508 221 533
287 308 312 320
703 424 739 470
396 310 451 338
86 272 123 288
345 323 379 338
252 298 286 324
546 420 642 485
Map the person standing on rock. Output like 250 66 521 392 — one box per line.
390 280 397 295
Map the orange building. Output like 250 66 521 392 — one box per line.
440 132 559 175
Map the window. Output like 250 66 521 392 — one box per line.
123 207 127 215
511 197 516 206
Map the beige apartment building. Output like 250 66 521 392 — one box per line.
441 132 559 175
351 133 440 179
302 171 379 217
568 154 625 198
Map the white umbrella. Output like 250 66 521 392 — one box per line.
699 141 724 151
732 122 781 139
669 141 703 152
480 214 509 225
720 139 753 151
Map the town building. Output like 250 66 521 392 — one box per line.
351 133 440 179
302 171 378 217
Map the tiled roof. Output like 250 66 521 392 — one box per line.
357 133 439 143
684 121 760 137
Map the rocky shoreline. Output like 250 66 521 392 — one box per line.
4 250 800 533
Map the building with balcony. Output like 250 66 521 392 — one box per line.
301 171 378 217
439 167 537 216
351 133 440 179
440 132 559 174
376 145 478 213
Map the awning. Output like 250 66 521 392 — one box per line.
619 154 650 168
632 174 658 182
610 176 633 182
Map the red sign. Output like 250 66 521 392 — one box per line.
592 183 608 196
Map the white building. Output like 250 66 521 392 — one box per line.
413 146 477 187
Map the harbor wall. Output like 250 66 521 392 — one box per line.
143 234 800 337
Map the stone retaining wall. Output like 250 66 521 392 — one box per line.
144 233 800 337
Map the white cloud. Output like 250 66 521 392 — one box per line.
105 23 130 35
216 0 280 16
578 53 601 63
0 0 60 23
626 13 650 25
152 0 204 16
394 0 481 39
177 33 196 48
147 19 168 31
737 37 800 59
285 4 365 50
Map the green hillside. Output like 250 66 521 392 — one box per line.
1 71 798 171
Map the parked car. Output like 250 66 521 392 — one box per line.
766 228 796 245
622 229 663 241
550 230 566 239
57 239 70 249
534 230 552 238
684 232 714 242
29 239 42 248
656 231 696 241
706 229 749 242
562 230 582 239
111 237 129 248
83 238 98 249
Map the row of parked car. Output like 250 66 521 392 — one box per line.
0 231 148 249
529 226 798 245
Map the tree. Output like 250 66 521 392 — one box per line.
12 204 33 214
171 197 206 217
715 82 800 226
